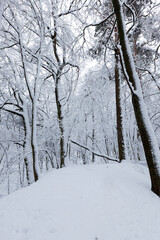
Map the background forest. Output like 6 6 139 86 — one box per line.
0 0 160 196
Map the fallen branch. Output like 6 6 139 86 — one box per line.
70 140 119 163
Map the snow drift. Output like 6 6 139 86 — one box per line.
0 162 160 240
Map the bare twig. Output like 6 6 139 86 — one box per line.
136 66 160 91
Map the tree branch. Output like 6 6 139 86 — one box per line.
71 140 119 162
136 66 160 92
2 107 23 117
83 12 114 33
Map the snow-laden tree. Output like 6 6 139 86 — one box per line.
0 0 43 183
112 0 160 196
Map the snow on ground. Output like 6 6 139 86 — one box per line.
0 162 160 240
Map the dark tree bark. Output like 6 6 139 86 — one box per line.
23 118 32 185
55 74 65 168
22 100 36 184
52 16 66 168
31 138 39 182
112 0 160 196
115 47 126 162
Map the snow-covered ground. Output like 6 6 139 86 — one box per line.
0 162 160 240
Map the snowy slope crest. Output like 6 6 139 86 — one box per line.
0 162 160 240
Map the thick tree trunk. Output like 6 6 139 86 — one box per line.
132 95 160 194
112 0 160 196
115 47 126 162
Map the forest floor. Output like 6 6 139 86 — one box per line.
0 162 160 240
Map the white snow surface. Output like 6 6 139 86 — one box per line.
0 162 160 240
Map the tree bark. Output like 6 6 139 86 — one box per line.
115 47 126 162
52 15 65 168
22 100 35 184
31 89 40 181
55 75 65 168
112 0 160 196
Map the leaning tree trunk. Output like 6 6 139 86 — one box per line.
115 47 126 162
112 0 160 196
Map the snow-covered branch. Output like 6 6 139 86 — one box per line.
71 140 119 162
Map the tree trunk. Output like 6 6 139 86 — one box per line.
55 76 65 168
112 0 160 196
31 99 40 181
92 111 95 163
115 47 126 162
22 101 35 184
31 44 42 182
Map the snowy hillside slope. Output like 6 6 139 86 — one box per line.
0 162 160 240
